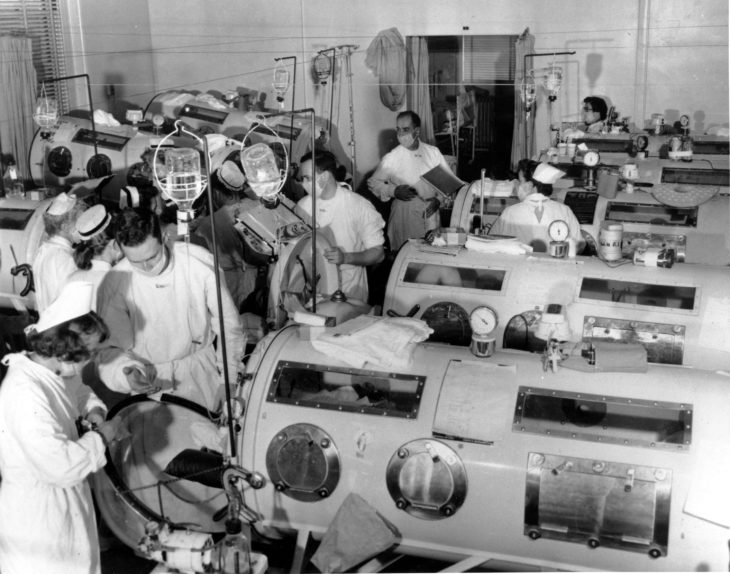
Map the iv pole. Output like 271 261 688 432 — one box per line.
336 45 358 188
274 56 297 162
522 52 575 158
318 48 337 139
154 120 238 459
264 108 318 313
41 74 99 158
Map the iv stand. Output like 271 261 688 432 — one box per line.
318 48 337 140
522 52 575 159
337 45 358 188
154 120 238 460
274 56 297 163
41 74 99 159
264 108 318 313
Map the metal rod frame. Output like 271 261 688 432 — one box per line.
521 52 576 159
274 56 297 163
265 108 317 313
42 74 99 158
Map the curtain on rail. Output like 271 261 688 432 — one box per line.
406 36 434 144
510 29 535 169
0 35 36 183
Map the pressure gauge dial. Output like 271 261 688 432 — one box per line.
469 305 498 336
680 114 690 129
635 135 649 151
582 150 600 167
548 219 570 242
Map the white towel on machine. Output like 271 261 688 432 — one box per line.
311 316 433 369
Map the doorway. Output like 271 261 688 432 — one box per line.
423 35 516 181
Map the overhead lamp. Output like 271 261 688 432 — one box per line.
161 147 205 238
240 142 285 201
152 121 209 240
239 118 289 204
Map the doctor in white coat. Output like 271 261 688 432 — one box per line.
97 208 246 410
0 281 120 574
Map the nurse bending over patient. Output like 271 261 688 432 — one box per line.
0 281 122 574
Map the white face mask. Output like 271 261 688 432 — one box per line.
398 133 416 148
303 173 328 197
133 247 168 277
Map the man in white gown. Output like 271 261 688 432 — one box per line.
367 110 452 252
296 150 385 303
97 208 246 410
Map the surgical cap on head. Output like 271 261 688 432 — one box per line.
218 160 246 192
32 281 94 333
47 192 77 216
532 163 565 185
75 204 111 239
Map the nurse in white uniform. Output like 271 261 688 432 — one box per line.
32 192 85 311
0 281 120 574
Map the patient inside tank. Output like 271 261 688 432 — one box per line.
273 365 420 413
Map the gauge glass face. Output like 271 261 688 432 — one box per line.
548 219 570 241
680 115 690 128
469 306 497 335
583 150 600 167
635 135 649 151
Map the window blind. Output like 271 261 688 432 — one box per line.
463 36 516 84
0 0 68 111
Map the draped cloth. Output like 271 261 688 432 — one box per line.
510 29 535 169
365 27 407 112
406 36 435 144
0 35 37 182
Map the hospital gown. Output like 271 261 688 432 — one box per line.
297 183 385 302
489 193 582 252
0 353 107 574
32 235 77 311
97 242 246 410
369 142 451 252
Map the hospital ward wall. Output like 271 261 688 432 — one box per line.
66 0 157 119
72 0 727 181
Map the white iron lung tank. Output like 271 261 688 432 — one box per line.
239 325 730 571
383 241 730 371
0 197 51 310
451 155 730 265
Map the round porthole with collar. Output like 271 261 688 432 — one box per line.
265 423 340 502
386 438 467 520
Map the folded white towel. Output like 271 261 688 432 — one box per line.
469 178 516 198
311 316 433 369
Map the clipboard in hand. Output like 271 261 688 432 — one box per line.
420 164 464 201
